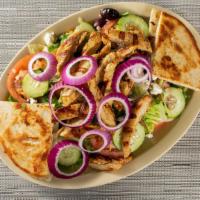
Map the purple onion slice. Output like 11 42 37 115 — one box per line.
97 92 131 131
28 52 57 81
112 59 152 93
62 56 98 86
79 130 111 153
49 82 96 127
48 140 89 179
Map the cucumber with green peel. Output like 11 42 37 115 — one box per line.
116 14 149 37
113 123 145 152
75 18 95 33
112 128 122 150
130 123 145 152
22 74 49 98
58 147 81 167
163 87 186 118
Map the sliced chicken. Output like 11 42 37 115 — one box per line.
59 88 80 107
122 95 152 158
103 62 118 94
106 29 138 47
103 43 152 93
56 127 72 138
120 79 134 96
101 20 118 35
81 33 111 102
100 104 116 127
89 155 132 171
88 78 103 102
100 148 124 159
55 127 85 141
105 28 152 48
82 32 102 55
100 142 124 159
56 31 88 72
94 35 111 60
55 104 81 120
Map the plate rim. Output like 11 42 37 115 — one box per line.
0 1 200 189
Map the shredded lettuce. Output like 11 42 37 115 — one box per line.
59 33 70 43
143 100 167 133
48 43 59 52
7 95 16 102
39 95 61 108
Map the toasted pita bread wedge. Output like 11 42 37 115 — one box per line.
149 8 161 36
0 102 53 177
152 11 200 90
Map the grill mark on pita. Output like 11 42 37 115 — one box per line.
162 12 200 58
163 19 175 30
173 42 183 53
161 56 181 80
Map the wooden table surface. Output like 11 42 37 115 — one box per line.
0 0 200 199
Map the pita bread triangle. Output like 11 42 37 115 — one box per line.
0 102 53 177
151 9 200 90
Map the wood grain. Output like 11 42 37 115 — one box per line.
0 0 200 199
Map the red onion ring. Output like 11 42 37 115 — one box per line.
49 82 96 127
62 56 98 86
127 55 151 82
128 63 151 83
97 93 131 131
48 140 89 179
28 52 57 81
78 130 111 153
130 55 151 68
112 59 152 93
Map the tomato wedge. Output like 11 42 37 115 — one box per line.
6 54 33 103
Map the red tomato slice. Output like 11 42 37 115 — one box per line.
6 55 33 102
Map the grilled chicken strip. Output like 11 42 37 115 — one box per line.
82 32 102 55
122 95 152 158
59 88 80 107
100 104 116 127
120 80 134 96
103 43 152 94
89 155 132 171
56 31 88 72
55 104 82 120
105 28 151 48
82 33 111 102
93 34 111 60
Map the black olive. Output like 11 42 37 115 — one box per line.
94 18 106 30
100 8 120 20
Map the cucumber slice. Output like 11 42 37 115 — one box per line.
116 14 149 37
113 124 145 152
75 18 95 33
22 74 49 98
130 123 145 152
112 128 122 150
163 87 185 118
58 147 81 167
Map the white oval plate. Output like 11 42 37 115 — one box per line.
0 2 200 189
